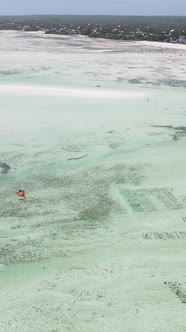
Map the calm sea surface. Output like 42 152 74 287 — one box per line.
0 31 186 332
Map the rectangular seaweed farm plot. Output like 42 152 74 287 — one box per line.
118 187 183 214
118 188 157 213
152 188 183 210
143 231 186 240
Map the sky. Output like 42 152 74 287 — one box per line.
0 0 186 16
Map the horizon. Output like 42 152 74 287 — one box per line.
1 14 186 17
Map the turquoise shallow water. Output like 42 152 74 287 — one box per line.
1 32 186 331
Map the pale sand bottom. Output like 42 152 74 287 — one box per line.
0 84 186 332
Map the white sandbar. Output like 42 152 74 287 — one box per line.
0 84 148 99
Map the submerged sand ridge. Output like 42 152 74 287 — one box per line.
0 32 186 332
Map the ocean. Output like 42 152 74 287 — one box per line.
0 31 186 331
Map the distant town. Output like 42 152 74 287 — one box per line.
0 15 186 44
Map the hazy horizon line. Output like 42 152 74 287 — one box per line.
0 14 186 17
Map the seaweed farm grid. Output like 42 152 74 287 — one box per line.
118 187 184 213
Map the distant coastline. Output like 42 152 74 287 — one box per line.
0 15 186 44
